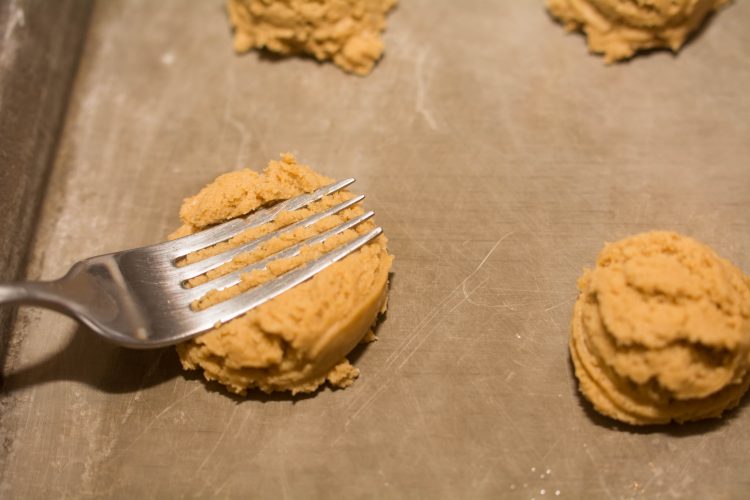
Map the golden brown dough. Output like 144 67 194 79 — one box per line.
546 0 729 63
172 154 393 395
227 0 398 76
570 231 750 425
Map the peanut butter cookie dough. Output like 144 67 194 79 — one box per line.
546 0 729 63
570 231 750 425
227 0 398 76
171 154 393 395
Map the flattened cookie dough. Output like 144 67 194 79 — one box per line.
172 154 393 395
570 231 750 425
227 0 398 75
546 0 729 63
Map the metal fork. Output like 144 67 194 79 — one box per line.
0 179 381 348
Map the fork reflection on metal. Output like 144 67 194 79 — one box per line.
0 179 381 348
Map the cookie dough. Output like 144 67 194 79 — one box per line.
172 154 393 395
227 0 398 76
546 0 729 63
570 231 750 425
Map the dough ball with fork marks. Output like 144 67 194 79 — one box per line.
172 153 392 395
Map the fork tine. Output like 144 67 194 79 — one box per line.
182 227 383 335
175 194 365 282
158 178 356 258
181 210 376 304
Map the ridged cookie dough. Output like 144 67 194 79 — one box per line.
227 0 398 75
546 0 729 63
570 231 750 425
171 154 393 395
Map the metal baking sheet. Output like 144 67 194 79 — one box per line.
2 1 750 498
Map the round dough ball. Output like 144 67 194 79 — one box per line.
227 0 398 76
570 231 750 425
546 0 729 63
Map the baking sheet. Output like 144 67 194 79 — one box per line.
2 1 750 498
0 0 92 357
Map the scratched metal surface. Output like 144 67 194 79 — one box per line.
2 1 750 498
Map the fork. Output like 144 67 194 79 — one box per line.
0 179 381 348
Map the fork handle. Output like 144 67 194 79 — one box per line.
0 281 70 312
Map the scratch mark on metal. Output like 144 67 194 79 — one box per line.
120 352 164 425
223 68 250 169
397 232 513 370
343 233 514 424
112 385 200 459
453 276 488 312
540 434 563 462
371 197 450 268
583 444 616 500
458 235 520 310
195 406 238 475
543 295 576 312
278 441 291 500
342 383 391 429
640 435 706 498
415 48 438 131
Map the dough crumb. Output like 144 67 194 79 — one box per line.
326 359 360 388
546 0 729 63
173 154 393 395
570 231 750 425
227 0 398 76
